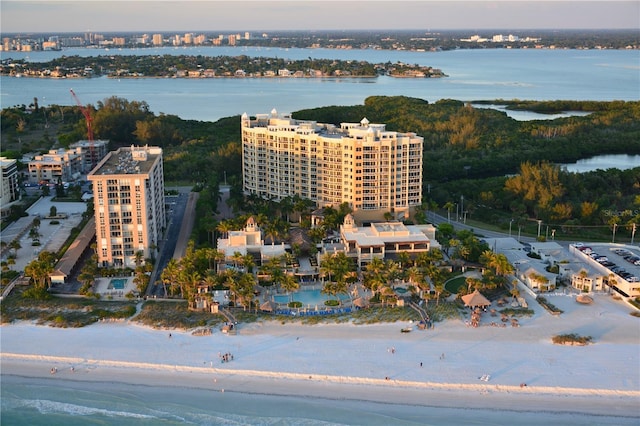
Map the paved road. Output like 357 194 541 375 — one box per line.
428 211 537 243
147 191 190 298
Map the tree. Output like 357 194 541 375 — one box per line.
49 205 57 217
9 240 21 257
505 161 565 218
280 273 300 302
161 258 180 297
24 251 55 291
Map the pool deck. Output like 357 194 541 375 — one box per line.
94 277 136 299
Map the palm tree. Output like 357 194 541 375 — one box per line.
9 240 21 257
231 251 244 269
24 251 55 290
134 250 144 267
281 273 300 302
161 258 180 297
216 220 232 239
237 273 257 311
396 251 411 268
242 253 255 273
443 201 455 223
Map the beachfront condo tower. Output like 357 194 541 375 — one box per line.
88 145 166 267
241 110 423 222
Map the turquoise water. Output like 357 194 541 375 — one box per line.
2 376 637 426
108 279 127 290
273 288 350 306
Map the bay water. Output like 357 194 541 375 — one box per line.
1 47 638 122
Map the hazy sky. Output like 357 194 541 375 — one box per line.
1 1 638 33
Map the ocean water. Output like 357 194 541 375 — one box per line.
2 375 638 426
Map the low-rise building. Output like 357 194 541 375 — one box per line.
69 140 109 173
320 214 437 268
28 149 82 184
217 216 287 264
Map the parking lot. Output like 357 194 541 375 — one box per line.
574 243 640 283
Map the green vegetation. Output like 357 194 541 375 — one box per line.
0 288 136 327
552 333 593 345
499 307 534 317
1 55 445 79
536 296 564 315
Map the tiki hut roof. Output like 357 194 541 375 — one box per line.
288 228 314 252
260 300 276 312
461 290 491 308
576 294 594 305
353 297 369 308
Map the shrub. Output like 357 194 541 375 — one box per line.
552 333 592 345
325 299 340 307
288 301 302 308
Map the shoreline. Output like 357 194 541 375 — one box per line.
2 293 639 421
2 356 638 418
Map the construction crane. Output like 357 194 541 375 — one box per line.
70 89 96 168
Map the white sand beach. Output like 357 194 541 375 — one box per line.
2 292 639 422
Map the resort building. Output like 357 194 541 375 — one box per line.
69 139 109 173
88 145 166 267
0 157 20 217
321 214 437 268
241 110 424 222
569 244 640 297
217 216 287 265
28 148 82 184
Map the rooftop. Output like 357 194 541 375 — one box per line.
89 145 161 176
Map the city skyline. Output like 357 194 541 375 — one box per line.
1 1 638 33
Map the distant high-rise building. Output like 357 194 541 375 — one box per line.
241 111 423 222
244 32 251 40
152 34 163 46
88 146 166 267
228 34 236 46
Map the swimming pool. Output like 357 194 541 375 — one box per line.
273 288 350 306
108 278 128 290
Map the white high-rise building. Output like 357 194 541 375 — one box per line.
241 111 423 221
88 146 165 267
0 157 20 217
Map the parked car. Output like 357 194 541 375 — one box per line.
595 256 609 263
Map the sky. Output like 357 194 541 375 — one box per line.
1 1 638 33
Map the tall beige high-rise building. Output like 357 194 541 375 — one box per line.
241 110 423 221
88 146 165 267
